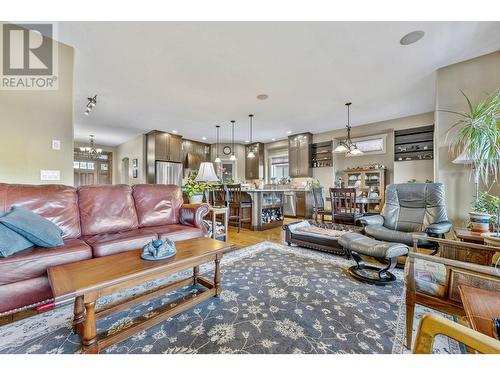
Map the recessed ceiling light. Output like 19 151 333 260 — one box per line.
271 138 276 141
245 140 250 143
201 136 207 141
172 130 178 133
287 130 292 134
257 94 269 100
400 30 425 45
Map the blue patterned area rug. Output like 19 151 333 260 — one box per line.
0 241 460 354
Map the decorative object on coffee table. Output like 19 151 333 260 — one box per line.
47 237 235 354
338 232 409 284
283 220 363 256
141 238 176 260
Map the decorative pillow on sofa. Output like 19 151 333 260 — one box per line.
0 207 64 248
0 222 34 257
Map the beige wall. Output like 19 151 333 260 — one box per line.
311 112 435 191
210 143 246 181
114 134 147 185
435 51 500 224
0 30 75 186
393 160 434 184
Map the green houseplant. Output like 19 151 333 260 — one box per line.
445 89 499 184
444 89 500 231
184 171 206 204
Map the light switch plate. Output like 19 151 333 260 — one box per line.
52 140 61 150
40 170 60 181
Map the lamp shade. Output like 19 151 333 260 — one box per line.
195 162 219 182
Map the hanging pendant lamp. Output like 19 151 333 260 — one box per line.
214 125 221 163
230 120 237 161
333 102 363 155
247 114 255 158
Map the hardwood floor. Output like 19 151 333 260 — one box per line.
226 217 312 249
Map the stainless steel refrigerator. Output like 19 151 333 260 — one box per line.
155 161 183 186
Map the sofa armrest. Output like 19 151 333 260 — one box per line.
426 221 452 235
359 215 384 226
179 203 210 230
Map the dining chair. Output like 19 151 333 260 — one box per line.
226 184 251 232
312 187 330 223
329 187 363 225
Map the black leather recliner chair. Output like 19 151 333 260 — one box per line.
359 183 452 246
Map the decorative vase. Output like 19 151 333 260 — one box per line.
189 194 203 204
469 211 491 233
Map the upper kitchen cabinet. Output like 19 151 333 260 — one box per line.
245 142 264 180
182 139 211 170
146 130 183 163
288 132 312 178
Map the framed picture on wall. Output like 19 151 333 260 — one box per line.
132 158 138 167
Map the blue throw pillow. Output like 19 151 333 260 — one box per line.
0 207 64 248
0 222 34 257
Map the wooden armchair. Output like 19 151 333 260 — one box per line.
405 235 500 349
413 314 500 354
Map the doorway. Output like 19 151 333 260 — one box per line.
73 149 113 187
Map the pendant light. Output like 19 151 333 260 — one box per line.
247 114 255 158
230 120 237 161
333 102 363 155
214 125 221 163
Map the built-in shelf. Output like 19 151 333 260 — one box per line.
394 125 434 162
311 141 333 168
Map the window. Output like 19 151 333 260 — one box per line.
270 155 289 180
347 134 387 156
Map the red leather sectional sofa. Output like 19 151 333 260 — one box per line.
0 183 209 316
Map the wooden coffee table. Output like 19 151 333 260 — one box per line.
459 285 500 339
48 237 236 354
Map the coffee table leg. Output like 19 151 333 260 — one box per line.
82 301 98 354
73 295 85 336
214 254 222 296
193 265 199 285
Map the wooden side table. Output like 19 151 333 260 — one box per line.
454 227 486 244
210 206 229 242
459 285 500 340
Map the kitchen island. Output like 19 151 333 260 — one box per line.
242 189 289 231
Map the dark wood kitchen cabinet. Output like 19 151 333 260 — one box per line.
245 142 264 180
182 139 211 170
147 130 183 163
288 132 312 178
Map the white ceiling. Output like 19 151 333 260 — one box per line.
57 22 500 146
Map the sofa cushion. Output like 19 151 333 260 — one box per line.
364 224 428 246
132 184 183 227
0 222 34 258
0 238 92 285
0 183 81 239
147 224 206 242
78 185 139 236
83 229 157 257
0 276 53 314
0 207 64 248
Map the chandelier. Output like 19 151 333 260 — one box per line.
333 102 363 156
79 135 102 159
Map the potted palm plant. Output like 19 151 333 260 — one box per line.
445 89 499 231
